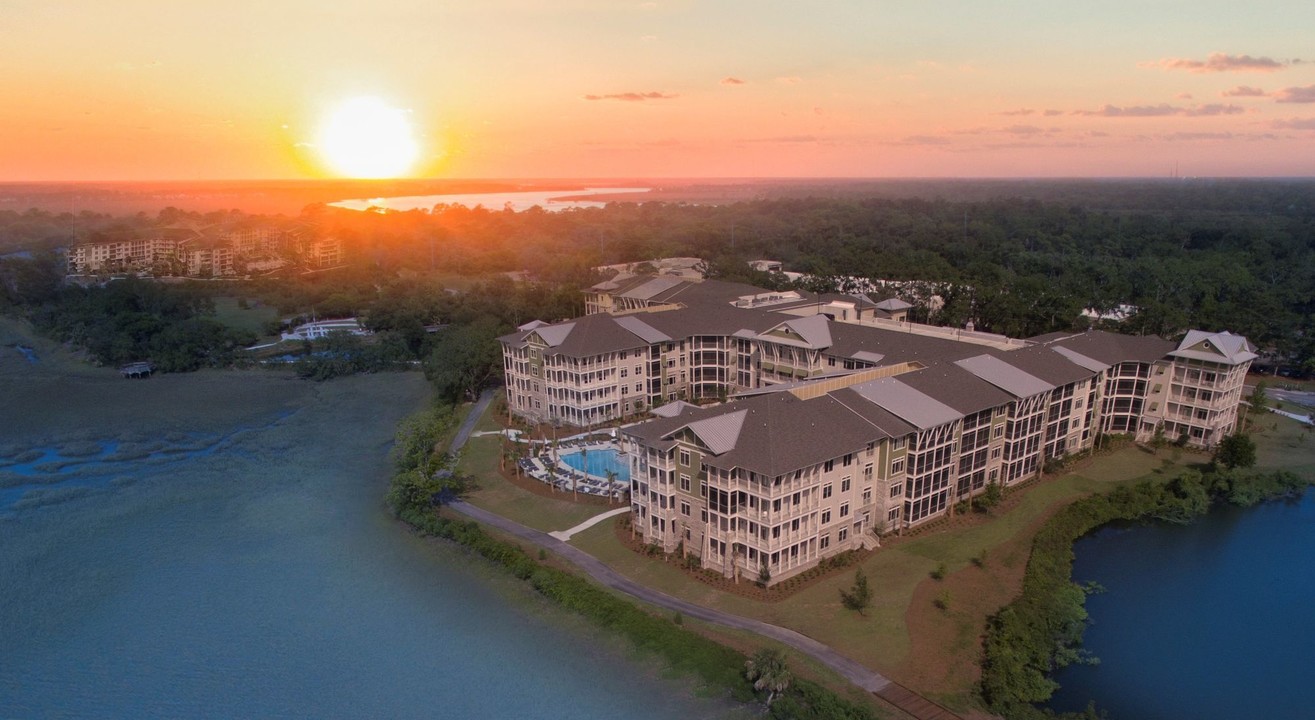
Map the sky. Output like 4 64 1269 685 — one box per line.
3 0 1314 180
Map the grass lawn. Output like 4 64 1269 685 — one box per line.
458 433 609 532
569 444 1192 709
210 296 278 337
1251 411 1315 475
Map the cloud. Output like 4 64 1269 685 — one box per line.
1161 131 1235 141
582 91 678 102
1073 103 1245 117
899 135 953 146
1272 117 1315 129
1144 52 1286 73
999 109 1035 116
1002 124 1046 135
1222 85 1268 97
1042 109 1063 117
748 135 818 143
775 76 802 85
720 77 746 86
1274 85 1315 103
1175 92 1194 100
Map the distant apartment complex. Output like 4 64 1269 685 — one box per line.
499 277 1255 585
66 221 343 277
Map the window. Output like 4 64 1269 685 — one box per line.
842 454 853 467
820 534 830 550
891 458 905 475
679 449 690 466
821 510 831 524
840 503 850 518
862 488 872 504
888 507 900 522
890 483 903 498
824 459 834 472
994 425 1004 438
680 501 690 516
679 474 690 492
863 464 873 481
838 527 849 542
634 383 642 392
892 437 905 450
822 483 833 499
841 477 851 493
620 368 628 378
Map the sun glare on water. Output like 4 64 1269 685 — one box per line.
318 96 419 179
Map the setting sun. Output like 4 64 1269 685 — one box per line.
317 96 419 179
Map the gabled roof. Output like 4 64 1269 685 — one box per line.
534 323 575 347
875 298 913 311
761 314 832 348
1171 330 1258 365
956 354 1054 399
1044 330 1175 366
673 409 748 454
651 400 700 418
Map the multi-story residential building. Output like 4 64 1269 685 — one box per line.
65 221 339 277
502 279 1255 586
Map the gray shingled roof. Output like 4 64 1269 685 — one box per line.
623 276 685 300
1050 345 1110 372
1171 330 1258 365
679 409 748 454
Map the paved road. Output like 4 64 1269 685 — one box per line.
450 388 497 452
450 499 892 694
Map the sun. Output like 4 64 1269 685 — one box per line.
318 96 419 179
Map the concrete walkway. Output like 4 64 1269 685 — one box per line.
548 507 630 541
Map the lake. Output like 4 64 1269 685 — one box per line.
0 363 742 719
329 187 651 213
1048 490 1315 719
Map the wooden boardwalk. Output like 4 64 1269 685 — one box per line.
875 680 964 720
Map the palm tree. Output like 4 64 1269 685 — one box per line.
744 649 792 707
605 469 618 505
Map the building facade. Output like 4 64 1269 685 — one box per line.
501 280 1255 586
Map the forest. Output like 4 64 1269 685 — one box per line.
2 179 1313 380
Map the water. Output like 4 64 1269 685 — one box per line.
0 373 738 719
1049 490 1315 719
560 447 631 481
329 187 650 213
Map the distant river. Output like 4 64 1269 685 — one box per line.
1048 490 1315 719
329 187 650 213
0 368 739 719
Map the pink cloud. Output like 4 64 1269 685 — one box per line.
582 91 678 102
1221 85 1268 97
720 77 746 86
999 109 1035 116
1274 85 1315 103
1073 103 1245 117
1042 109 1063 117
1271 117 1315 129
1144 52 1286 73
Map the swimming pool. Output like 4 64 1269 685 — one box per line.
559 447 630 482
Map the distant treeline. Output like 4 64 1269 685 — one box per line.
3 180 1314 374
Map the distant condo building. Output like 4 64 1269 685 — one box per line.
499 278 1255 585
65 221 343 277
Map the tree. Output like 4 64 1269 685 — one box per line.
1214 433 1257 470
744 648 792 707
423 317 507 403
1250 381 1269 410
839 569 872 615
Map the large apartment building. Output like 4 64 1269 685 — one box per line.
500 278 1255 585
66 222 342 277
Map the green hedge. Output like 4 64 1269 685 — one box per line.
980 468 1310 719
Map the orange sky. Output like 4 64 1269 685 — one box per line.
3 1 1314 180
